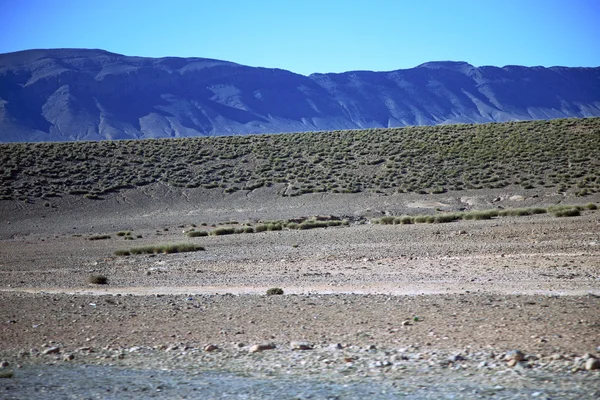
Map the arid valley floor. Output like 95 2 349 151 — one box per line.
0 185 599 399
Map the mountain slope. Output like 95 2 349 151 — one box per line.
1 49 599 142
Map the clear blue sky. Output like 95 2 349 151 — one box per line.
1 0 599 75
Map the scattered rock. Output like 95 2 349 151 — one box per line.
290 341 313 351
505 350 525 362
0 361 9 368
448 354 466 363
42 346 61 355
328 343 343 350
204 344 219 352
401 320 412 326
0 370 13 379
63 354 75 361
585 358 600 371
249 343 276 353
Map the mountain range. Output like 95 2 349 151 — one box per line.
1 48 599 142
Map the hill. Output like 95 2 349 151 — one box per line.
1 117 599 202
1 49 599 142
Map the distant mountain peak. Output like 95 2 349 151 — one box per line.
0 49 599 142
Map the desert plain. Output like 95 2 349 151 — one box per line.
0 185 599 399
1 119 600 398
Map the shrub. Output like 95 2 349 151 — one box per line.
116 231 131 237
115 243 204 256
267 223 283 231
298 221 329 229
255 224 269 232
585 203 598 210
266 287 284 296
434 213 461 223
88 235 111 241
210 227 236 236
399 216 413 224
379 216 395 225
552 208 581 217
187 230 208 237
89 275 108 285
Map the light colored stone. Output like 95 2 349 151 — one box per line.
42 346 60 355
505 349 525 362
585 357 600 371
290 341 313 351
204 344 219 352
249 343 276 353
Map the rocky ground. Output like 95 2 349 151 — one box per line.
0 186 599 399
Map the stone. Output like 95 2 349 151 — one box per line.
401 320 412 326
505 350 525 362
290 341 313 351
0 361 9 368
448 354 466 363
249 343 276 353
204 344 219 352
585 358 600 371
328 343 343 350
42 346 61 355
63 354 75 361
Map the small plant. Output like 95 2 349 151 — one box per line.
187 230 208 237
89 275 108 285
115 243 205 256
552 208 581 217
210 227 236 236
116 231 132 237
266 287 284 296
88 235 111 241
255 224 269 232
585 203 598 210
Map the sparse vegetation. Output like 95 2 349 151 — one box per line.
88 234 111 241
115 243 205 256
372 205 592 225
1 118 599 201
187 230 209 237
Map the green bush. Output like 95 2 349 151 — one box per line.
187 230 208 237
552 208 581 217
115 243 204 256
210 227 236 236
255 224 269 232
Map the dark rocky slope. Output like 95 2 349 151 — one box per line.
1 49 599 142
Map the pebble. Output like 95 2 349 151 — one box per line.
204 344 219 352
504 350 525 362
290 341 313 351
43 346 61 355
63 354 75 361
249 343 276 353
585 358 600 371
0 361 9 368
448 354 466 363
